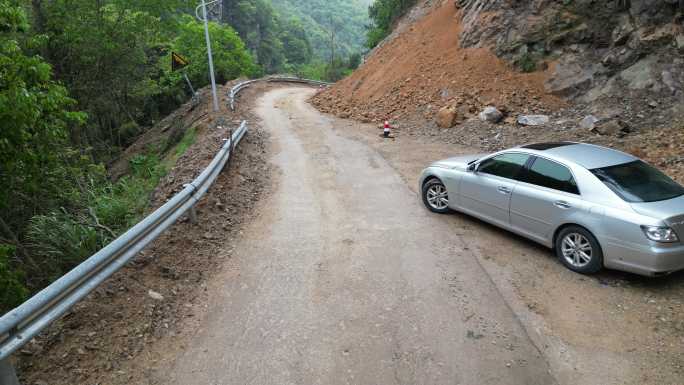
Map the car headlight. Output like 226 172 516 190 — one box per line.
641 225 679 243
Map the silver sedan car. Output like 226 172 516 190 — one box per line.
419 142 684 276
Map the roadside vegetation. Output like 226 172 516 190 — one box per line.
366 0 418 48
0 0 361 313
0 0 378 312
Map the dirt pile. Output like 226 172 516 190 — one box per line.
312 1 564 126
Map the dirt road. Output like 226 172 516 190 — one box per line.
163 88 554 384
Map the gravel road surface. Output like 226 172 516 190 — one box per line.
164 88 554 384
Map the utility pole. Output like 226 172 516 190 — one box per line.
195 0 220 112
328 16 336 80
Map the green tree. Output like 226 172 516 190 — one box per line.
34 0 166 156
270 0 370 61
0 0 85 247
0 0 88 311
166 15 258 90
366 0 417 48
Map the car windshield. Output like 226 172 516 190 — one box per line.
591 160 684 203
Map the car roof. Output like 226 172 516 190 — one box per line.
516 142 637 169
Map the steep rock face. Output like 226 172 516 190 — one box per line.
457 0 684 101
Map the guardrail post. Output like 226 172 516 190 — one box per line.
183 183 199 225
188 206 198 225
231 128 236 160
0 358 20 385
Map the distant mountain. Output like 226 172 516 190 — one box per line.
269 0 371 61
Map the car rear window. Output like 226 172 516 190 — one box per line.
522 157 579 194
591 160 684 203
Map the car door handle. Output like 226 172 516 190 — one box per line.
554 200 571 209
497 186 512 194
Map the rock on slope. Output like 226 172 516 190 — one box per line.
456 0 684 102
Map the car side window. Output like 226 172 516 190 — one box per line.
477 153 530 180
523 157 579 194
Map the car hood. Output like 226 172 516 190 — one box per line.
432 153 488 170
630 194 684 224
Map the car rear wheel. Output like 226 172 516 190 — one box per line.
422 179 450 214
555 226 603 274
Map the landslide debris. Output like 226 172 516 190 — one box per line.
312 0 684 183
313 1 563 125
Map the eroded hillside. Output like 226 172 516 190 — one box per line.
313 0 684 183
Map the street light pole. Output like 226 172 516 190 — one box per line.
197 0 220 112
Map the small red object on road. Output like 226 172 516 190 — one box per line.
383 121 391 138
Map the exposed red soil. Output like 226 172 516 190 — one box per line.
313 1 564 124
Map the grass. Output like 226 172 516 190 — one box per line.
16 125 199 306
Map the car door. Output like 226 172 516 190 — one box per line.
459 152 530 229
510 156 584 244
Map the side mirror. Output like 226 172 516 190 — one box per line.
467 163 477 173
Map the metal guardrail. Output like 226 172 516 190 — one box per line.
0 75 329 384
0 121 249 384
229 76 330 111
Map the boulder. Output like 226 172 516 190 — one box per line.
517 115 550 126
148 290 164 301
662 70 681 94
545 56 603 98
612 14 636 46
620 56 662 91
677 35 684 52
478 106 503 123
580 115 599 130
436 106 459 128
581 77 619 103
457 104 472 118
594 120 631 137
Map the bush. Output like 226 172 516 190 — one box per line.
0 244 29 313
26 213 108 283
516 52 538 73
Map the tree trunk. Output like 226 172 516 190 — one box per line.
31 0 46 33
0 216 36 269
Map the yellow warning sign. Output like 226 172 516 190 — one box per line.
172 52 189 71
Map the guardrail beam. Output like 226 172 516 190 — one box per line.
0 77 320 378
0 122 248 364
0 359 19 385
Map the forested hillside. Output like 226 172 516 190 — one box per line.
0 0 373 313
270 0 370 61
366 0 418 48
1 0 259 313
223 0 370 81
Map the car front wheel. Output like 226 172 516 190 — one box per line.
422 178 450 214
555 226 603 274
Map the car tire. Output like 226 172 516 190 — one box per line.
422 178 451 214
555 226 603 274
